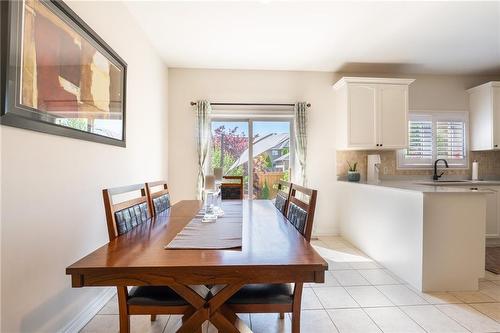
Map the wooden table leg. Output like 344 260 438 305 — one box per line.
170 281 251 333
169 283 208 333
177 307 208 333
210 311 241 333
206 282 254 333
217 306 252 333
181 308 202 333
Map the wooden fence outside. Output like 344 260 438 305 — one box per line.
255 171 285 198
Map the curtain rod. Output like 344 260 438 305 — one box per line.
190 102 311 107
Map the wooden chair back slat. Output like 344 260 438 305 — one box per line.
277 180 291 194
102 183 151 241
106 183 145 196
113 197 148 212
286 184 318 241
289 196 309 211
289 183 314 196
146 180 169 188
150 189 169 199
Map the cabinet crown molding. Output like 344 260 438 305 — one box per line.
333 77 416 90
467 81 500 93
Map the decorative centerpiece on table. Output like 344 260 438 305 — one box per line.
203 170 224 223
212 167 224 216
203 175 218 222
347 161 360 182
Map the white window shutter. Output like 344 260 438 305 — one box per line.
436 121 466 160
406 120 433 160
398 112 468 169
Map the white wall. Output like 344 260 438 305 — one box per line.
168 69 500 237
0 1 168 332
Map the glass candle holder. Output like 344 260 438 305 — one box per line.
202 191 218 222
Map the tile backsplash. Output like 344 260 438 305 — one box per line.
336 150 500 180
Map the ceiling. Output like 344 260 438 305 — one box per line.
124 1 500 75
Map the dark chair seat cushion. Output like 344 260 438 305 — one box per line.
127 286 188 306
227 283 293 305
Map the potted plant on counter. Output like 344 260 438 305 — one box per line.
347 161 360 182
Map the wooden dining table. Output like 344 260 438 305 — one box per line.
66 199 328 332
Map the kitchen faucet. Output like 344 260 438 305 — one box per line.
433 159 449 181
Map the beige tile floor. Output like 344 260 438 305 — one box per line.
81 236 500 333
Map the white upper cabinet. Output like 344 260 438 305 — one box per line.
334 77 414 150
348 84 377 147
468 82 500 151
379 84 409 149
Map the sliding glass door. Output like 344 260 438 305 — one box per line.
211 119 292 199
252 121 291 199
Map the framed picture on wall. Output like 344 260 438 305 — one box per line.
0 0 127 147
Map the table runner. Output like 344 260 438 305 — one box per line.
165 201 242 249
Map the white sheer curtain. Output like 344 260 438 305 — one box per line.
195 100 212 199
294 102 308 186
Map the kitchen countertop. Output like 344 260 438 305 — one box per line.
337 179 496 193
415 180 500 186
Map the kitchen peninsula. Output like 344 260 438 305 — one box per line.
336 180 490 292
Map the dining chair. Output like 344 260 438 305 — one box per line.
145 180 170 216
102 183 198 333
225 184 318 333
220 175 244 200
273 180 292 215
285 183 318 242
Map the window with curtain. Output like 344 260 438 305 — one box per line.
398 111 468 168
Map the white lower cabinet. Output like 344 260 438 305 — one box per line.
486 188 500 238
485 187 500 240
458 186 500 242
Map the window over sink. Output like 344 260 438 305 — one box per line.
397 111 468 169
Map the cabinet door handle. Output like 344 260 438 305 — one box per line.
380 144 383 147
495 144 498 148
376 144 379 147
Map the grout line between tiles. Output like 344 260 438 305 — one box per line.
162 315 176 333
434 303 475 333
469 303 500 324
323 307 342 333
310 285 329 309
374 284 430 306
372 306 429 333
399 304 473 333
358 307 384 333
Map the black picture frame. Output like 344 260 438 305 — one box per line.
0 0 127 147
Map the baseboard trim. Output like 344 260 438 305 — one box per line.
312 232 341 238
60 288 116 333
487 238 500 247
